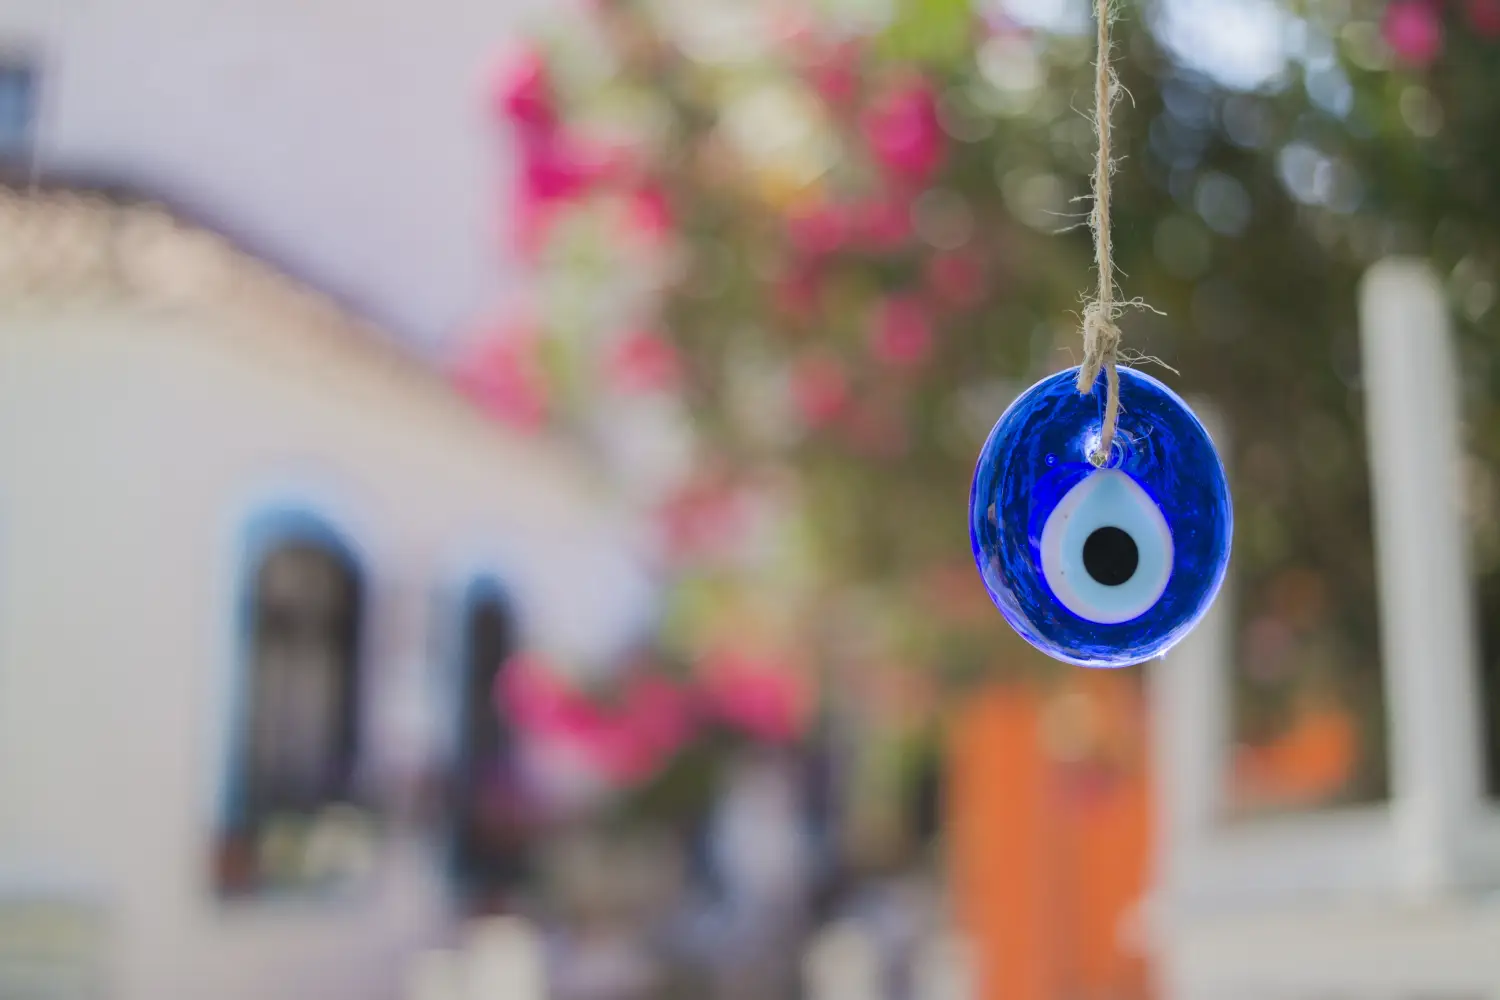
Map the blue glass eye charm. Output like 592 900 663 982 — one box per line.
969 367 1231 667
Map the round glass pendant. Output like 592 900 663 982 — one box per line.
969 366 1232 667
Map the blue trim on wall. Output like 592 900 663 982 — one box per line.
216 504 365 840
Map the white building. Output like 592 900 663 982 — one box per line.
0 183 650 1000
0 4 657 997
0 0 550 352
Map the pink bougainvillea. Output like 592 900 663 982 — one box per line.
772 262 824 323
790 352 851 426
497 652 607 740
629 676 697 751
840 397 909 460
926 250 987 309
1468 0 1500 37
806 38 863 107
492 47 637 257
1383 0 1444 66
500 646 814 787
499 656 698 788
849 191 913 251
624 183 674 243
869 295 934 369
451 327 550 430
656 475 748 563
860 76 945 182
607 330 681 394
490 45 557 131
699 649 808 745
785 200 848 256
512 131 620 255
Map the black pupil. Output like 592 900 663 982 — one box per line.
1082 527 1138 586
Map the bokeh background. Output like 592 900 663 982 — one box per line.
1 0 1499 998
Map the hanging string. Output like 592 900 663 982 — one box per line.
1077 0 1122 467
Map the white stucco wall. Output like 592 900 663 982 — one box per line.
0 0 553 351
0 297 651 1000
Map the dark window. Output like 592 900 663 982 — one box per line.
450 584 525 900
1459 307 1500 799
217 535 371 896
1482 585 1500 800
1469 453 1500 799
0 57 36 159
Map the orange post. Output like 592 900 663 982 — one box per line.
947 679 1154 1000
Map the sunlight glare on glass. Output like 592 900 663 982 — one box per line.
1153 0 1291 92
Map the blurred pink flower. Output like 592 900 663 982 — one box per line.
622 675 697 757
1383 0 1444 65
578 719 664 784
493 46 620 256
768 5 818 47
861 78 945 182
1468 0 1500 37
496 653 603 739
840 399 908 460
626 184 674 243
869 295 934 368
807 39 862 107
786 201 848 256
926 250 987 308
451 327 550 430
850 193 912 251
790 353 851 426
490 46 556 131
519 132 616 200
657 477 747 563
772 263 823 323
607 330 681 393
701 650 808 744
500 658 695 788
513 131 618 254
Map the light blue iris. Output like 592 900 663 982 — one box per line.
1045 470 1173 624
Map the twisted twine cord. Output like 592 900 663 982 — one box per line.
1076 0 1122 467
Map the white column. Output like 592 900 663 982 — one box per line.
911 930 979 1000
1359 257 1484 896
403 950 461 1000
803 922 886 1000
1147 408 1233 895
464 916 546 1000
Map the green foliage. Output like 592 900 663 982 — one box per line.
487 0 1500 812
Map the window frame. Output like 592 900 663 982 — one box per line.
0 46 39 164
432 569 531 899
214 503 374 900
442 573 526 893
1151 259 1500 919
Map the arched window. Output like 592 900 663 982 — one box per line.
449 579 524 899
216 514 371 896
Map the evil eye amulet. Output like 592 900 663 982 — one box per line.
969 366 1231 667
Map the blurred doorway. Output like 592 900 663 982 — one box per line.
450 580 526 904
